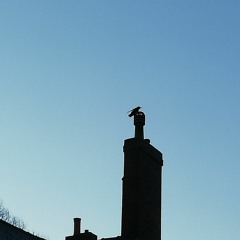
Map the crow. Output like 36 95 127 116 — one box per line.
128 106 141 117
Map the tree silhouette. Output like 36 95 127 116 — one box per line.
0 201 26 230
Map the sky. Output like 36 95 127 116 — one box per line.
0 1 239 240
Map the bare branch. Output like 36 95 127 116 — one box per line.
0 201 26 230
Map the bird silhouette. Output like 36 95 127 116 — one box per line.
128 106 141 117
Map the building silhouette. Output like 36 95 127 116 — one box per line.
0 219 45 240
66 111 164 240
0 111 163 240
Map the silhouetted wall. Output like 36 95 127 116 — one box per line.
121 138 163 240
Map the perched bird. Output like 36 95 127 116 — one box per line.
128 106 141 117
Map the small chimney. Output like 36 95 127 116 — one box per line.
73 218 81 235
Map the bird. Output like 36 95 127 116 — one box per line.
128 106 141 117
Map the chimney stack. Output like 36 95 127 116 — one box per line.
73 218 81 235
122 110 163 240
66 218 97 240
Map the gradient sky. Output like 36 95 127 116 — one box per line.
0 1 239 240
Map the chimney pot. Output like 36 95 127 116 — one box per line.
134 111 145 139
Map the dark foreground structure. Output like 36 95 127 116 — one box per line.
0 220 45 240
66 111 164 240
121 111 163 240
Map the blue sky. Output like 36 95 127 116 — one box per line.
0 1 239 239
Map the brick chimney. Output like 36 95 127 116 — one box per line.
121 111 163 240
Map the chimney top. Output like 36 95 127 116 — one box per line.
134 111 145 139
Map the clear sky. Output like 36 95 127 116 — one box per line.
0 1 239 240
